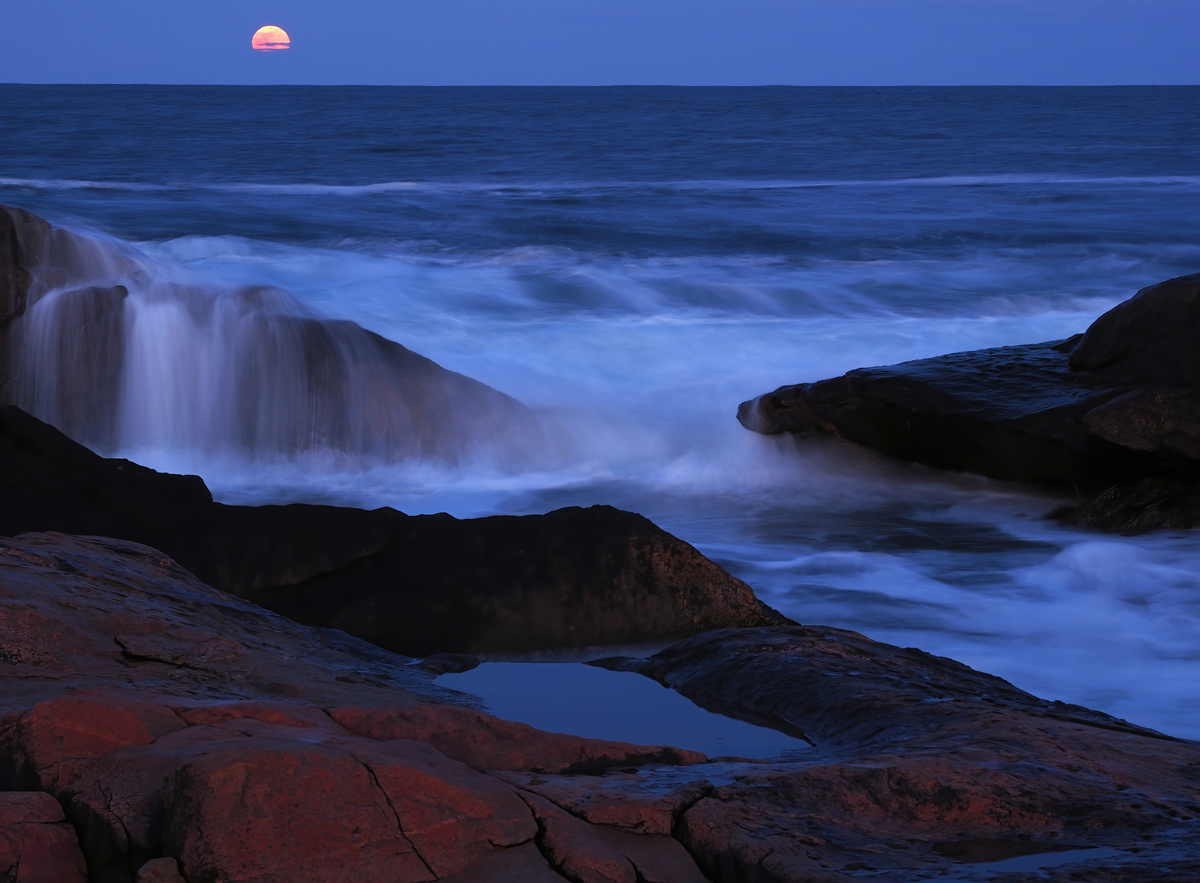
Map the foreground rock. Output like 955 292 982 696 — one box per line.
0 203 538 461
738 273 1200 531
0 404 785 656
5 532 1199 881
594 627 1200 882
0 532 710 882
0 791 88 882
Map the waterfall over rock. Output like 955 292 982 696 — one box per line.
0 206 539 461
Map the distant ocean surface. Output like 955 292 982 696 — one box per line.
3 86 1199 736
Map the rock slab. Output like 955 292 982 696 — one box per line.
596 626 1200 882
0 532 713 883
0 791 88 883
738 273 1200 530
5 530 1200 881
0 403 786 656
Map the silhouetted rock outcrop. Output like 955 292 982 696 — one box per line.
0 404 785 656
739 273 1200 531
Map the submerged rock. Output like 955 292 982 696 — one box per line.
0 404 786 656
738 272 1200 531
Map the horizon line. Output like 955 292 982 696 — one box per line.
2 82 1199 88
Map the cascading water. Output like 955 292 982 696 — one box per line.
2 224 538 463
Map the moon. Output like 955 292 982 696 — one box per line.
252 26 291 51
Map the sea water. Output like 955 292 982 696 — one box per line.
2 86 1199 737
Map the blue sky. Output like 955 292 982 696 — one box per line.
3 0 1197 85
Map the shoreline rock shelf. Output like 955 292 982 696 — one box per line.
0 532 711 882
738 273 1200 531
2 534 1198 881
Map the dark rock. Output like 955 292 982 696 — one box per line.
1069 272 1200 385
738 340 1130 485
0 207 51 327
0 205 538 458
415 653 483 675
606 626 1200 882
251 502 787 657
738 273 1200 530
5 284 128 446
1052 477 1200 532
0 404 786 656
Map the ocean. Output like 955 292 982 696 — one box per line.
3 85 1199 737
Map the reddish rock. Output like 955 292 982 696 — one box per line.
5 694 185 795
0 791 88 883
171 702 327 729
0 534 712 882
134 856 186 883
491 769 710 836
346 739 537 877
521 793 637 883
7 531 1200 881
162 741 435 883
435 842 565 882
519 791 709 883
330 704 706 775
607 626 1200 881
585 826 709 883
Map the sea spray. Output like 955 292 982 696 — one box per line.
3 225 540 462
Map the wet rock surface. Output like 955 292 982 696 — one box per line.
0 404 785 656
738 273 1200 531
3 534 1199 881
594 627 1200 882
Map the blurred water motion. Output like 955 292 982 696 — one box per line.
2 224 538 462
2 85 1199 738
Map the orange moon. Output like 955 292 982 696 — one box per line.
252 26 291 51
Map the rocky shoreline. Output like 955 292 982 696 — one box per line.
0 404 785 657
738 273 1200 532
2 203 1199 882
3 531 1198 882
